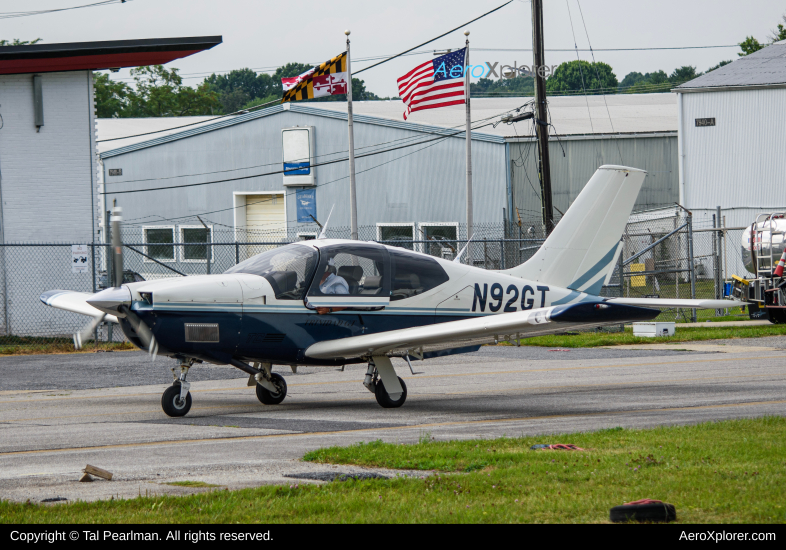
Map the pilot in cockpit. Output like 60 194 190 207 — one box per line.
310 257 349 315
319 257 349 294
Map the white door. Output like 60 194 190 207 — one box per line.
245 194 285 241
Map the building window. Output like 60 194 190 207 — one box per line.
418 223 458 259
181 226 213 261
377 223 415 250
143 227 175 261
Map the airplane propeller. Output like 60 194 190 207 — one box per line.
73 206 158 359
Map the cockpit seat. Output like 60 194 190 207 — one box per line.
337 265 364 294
360 275 382 295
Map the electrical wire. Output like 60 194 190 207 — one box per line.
354 1 514 75
104 106 523 186
105 108 515 196
575 0 623 164
0 0 130 20
124 116 501 226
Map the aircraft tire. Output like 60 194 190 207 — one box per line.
609 501 676 523
161 384 192 417
375 376 407 408
256 373 287 405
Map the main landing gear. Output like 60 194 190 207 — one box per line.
162 361 193 417
363 355 407 408
254 363 288 405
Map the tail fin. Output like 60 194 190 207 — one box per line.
504 165 646 294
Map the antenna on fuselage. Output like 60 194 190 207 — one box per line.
317 205 334 240
453 235 474 263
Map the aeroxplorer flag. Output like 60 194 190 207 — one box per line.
281 52 348 102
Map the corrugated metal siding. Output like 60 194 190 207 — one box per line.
101 109 507 232
509 135 678 222
682 88 786 211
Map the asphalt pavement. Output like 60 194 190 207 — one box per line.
0 339 783 503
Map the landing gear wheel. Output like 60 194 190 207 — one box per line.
162 384 192 417
255 373 287 405
375 376 407 408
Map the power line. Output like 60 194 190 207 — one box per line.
103 111 512 196
354 0 514 75
0 0 130 20
104 112 504 186
124 116 503 226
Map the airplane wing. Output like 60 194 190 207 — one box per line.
40 290 119 323
305 302 658 361
606 298 747 309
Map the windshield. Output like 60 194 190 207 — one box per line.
225 244 318 300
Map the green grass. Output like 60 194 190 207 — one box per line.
2 418 784 523
510 323 786 348
164 481 221 488
0 335 134 356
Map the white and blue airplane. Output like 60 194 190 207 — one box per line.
41 166 742 417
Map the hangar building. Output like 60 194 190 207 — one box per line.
99 93 678 255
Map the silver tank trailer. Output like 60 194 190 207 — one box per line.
741 217 786 274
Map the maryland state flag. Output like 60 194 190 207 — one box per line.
281 52 348 102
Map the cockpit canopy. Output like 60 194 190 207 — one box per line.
225 242 450 304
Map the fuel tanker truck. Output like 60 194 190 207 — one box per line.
731 213 786 324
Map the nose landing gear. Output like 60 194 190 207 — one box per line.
162 361 193 417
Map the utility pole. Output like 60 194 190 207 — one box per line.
532 0 554 235
464 31 473 243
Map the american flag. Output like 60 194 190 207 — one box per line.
397 48 467 120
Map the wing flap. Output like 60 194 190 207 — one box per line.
305 302 658 360
40 290 119 323
607 298 747 310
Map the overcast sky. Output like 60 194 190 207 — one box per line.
3 0 785 96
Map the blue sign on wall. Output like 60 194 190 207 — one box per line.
284 162 310 175
296 189 317 223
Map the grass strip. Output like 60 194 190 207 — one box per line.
164 481 221 488
1 417 784 523
0 336 134 356
510 324 786 348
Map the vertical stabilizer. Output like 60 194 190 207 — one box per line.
504 165 646 293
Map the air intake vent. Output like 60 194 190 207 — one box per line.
263 333 285 343
184 323 219 343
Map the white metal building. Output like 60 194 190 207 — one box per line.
674 40 786 230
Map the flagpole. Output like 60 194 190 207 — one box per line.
464 30 473 245
345 30 359 241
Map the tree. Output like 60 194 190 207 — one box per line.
669 65 700 84
0 38 41 46
769 13 786 42
93 73 131 118
204 68 279 113
706 60 732 73
470 75 534 97
545 60 617 95
620 70 671 93
738 36 764 56
125 65 220 117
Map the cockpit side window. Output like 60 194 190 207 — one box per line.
224 244 318 300
307 244 390 298
389 248 449 301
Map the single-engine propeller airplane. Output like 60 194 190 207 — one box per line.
41 166 745 417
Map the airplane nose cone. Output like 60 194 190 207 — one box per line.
87 286 132 316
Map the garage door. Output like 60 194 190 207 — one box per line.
245 194 285 241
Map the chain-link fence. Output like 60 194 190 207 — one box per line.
0 209 759 353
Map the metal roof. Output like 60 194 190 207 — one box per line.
0 36 222 76
99 93 677 158
675 40 786 91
